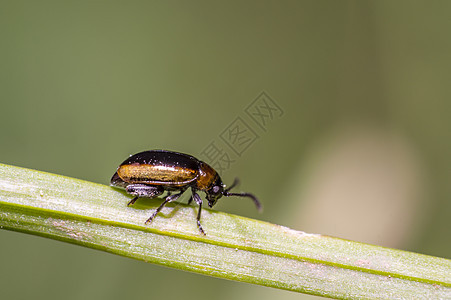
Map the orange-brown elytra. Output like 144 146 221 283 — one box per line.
110 150 261 235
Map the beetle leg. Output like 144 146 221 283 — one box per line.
187 195 193 205
145 190 185 224
191 191 206 235
127 196 139 206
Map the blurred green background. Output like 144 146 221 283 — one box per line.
1 1 450 299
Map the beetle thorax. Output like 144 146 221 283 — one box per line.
196 162 219 191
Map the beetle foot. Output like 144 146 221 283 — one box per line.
145 210 159 224
197 221 206 235
144 216 154 224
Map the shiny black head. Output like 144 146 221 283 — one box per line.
205 176 225 207
205 177 262 212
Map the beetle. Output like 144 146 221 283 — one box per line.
110 150 261 234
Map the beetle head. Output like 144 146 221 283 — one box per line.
205 177 225 207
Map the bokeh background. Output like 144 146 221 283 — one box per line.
1 1 450 299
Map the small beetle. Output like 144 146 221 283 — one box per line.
110 150 261 234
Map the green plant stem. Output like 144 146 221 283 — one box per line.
0 163 450 299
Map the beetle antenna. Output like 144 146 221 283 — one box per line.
225 178 240 192
223 191 262 212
